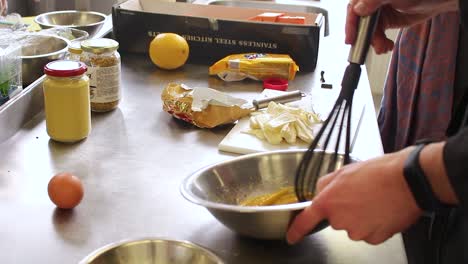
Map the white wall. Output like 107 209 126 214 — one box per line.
365 29 399 96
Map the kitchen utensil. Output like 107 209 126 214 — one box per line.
181 149 358 240
79 237 224 264
218 101 365 155
20 34 69 85
226 90 304 126
295 11 381 201
41 27 90 42
34 10 106 38
162 84 304 128
249 90 304 111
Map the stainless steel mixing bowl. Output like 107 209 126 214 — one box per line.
20 34 69 85
34 10 106 37
41 27 89 42
79 238 225 264
181 150 356 240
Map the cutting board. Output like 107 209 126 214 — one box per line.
218 89 365 155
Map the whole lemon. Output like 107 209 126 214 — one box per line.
149 33 189 70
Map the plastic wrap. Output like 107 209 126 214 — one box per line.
40 28 89 42
161 83 252 128
0 13 26 31
0 31 22 106
209 53 299 82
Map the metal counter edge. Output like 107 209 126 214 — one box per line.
0 15 113 144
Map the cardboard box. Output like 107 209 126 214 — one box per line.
112 0 325 71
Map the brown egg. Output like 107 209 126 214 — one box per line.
48 172 84 209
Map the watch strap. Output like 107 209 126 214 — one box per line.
403 142 445 213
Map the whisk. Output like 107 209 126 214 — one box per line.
295 10 381 202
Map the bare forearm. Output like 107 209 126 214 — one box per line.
0 0 7 16
419 142 459 205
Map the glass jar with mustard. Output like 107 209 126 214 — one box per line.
43 60 91 143
80 38 121 112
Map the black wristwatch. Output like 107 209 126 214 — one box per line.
403 140 446 213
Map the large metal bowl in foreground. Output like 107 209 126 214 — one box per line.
79 238 224 264
181 150 355 240
34 10 106 38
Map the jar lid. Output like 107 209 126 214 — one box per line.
44 60 87 77
81 38 119 54
69 41 83 55
263 78 288 91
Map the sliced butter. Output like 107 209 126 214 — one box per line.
244 101 320 145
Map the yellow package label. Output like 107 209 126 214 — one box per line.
209 53 299 81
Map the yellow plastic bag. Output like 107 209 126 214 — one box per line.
209 53 299 81
161 83 252 128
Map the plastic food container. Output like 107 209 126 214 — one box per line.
0 34 22 106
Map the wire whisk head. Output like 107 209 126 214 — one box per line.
295 63 362 202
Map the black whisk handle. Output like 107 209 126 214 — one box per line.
340 64 361 99
289 211 330 235
307 220 330 235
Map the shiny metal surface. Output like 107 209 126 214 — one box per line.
0 59 402 264
181 150 354 240
0 18 112 145
0 75 45 143
252 90 303 110
34 10 107 37
347 11 381 65
80 238 225 264
24 0 126 16
0 0 405 262
196 0 329 36
20 34 69 85
42 27 90 42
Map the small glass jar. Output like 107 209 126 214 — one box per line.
43 60 91 143
67 41 83 61
80 38 121 112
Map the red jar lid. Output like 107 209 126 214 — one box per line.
44 60 87 77
263 78 288 91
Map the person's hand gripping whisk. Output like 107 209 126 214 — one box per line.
292 8 382 231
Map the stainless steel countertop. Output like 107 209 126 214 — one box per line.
0 1 406 263
0 15 113 144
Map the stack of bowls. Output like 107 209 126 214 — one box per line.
34 10 107 38
20 34 70 85
21 10 106 85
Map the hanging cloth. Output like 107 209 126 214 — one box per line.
378 12 460 153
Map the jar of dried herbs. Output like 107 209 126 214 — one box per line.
80 38 121 112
